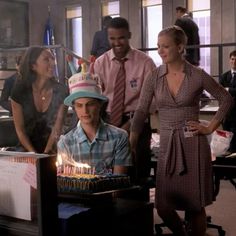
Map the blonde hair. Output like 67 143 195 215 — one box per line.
158 25 187 46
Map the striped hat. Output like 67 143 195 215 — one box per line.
64 72 108 106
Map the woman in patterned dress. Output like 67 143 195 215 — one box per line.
130 26 233 236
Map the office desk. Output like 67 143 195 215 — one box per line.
59 198 154 236
0 198 154 236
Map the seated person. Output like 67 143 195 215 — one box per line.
219 50 236 152
0 56 21 115
57 73 132 175
11 46 68 154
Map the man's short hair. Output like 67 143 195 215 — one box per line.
107 17 130 31
176 6 187 13
229 50 236 58
102 15 112 28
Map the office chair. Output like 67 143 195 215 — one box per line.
0 118 18 148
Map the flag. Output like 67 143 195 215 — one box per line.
43 6 54 46
66 55 77 75
43 6 59 79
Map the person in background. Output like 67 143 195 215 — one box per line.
175 6 200 66
93 17 156 200
11 46 68 154
0 56 21 115
130 26 233 236
219 50 236 153
90 15 112 59
57 73 132 175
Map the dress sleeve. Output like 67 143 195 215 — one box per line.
202 69 234 122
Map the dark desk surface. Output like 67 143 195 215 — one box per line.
0 198 154 236
59 198 154 236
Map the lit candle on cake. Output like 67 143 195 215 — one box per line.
75 162 91 174
81 62 87 74
56 154 63 174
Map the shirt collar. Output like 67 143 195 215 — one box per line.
231 70 236 75
108 47 134 61
76 120 108 143
158 61 193 78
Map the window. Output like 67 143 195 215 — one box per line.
142 0 162 65
102 1 119 18
66 6 82 58
188 0 210 73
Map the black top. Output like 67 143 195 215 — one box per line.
90 29 111 58
0 73 17 115
175 16 200 66
11 79 68 153
219 70 236 152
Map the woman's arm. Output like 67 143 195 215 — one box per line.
11 99 36 152
187 70 234 136
44 104 68 154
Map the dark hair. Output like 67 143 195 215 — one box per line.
102 15 112 28
158 25 187 47
229 50 236 58
176 6 187 13
15 55 22 66
107 17 130 31
18 46 47 86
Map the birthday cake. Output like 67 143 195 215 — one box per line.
57 173 131 194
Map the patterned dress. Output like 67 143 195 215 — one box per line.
132 62 233 211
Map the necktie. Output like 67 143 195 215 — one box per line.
231 72 236 87
109 59 126 126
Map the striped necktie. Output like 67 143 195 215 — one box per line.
109 58 126 127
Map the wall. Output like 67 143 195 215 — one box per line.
2 0 236 78
211 0 236 76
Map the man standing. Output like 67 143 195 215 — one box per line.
90 15 112 59
219 50 236 152
175 6 200 66
93 17 156 200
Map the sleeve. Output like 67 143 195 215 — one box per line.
114 130 133 166
93 57 105 91
57 134 73 165
0 77 13 111
228 87 236 97
202 69 234 122
10 81 26 105
90 31 99 57
131 69 157 133
175 19 184 28
219 73 228 87
219 72 236 96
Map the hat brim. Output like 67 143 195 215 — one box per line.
64 91 108 106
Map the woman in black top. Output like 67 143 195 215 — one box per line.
11 46 68 154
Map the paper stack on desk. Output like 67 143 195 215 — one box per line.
0 159 33 220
